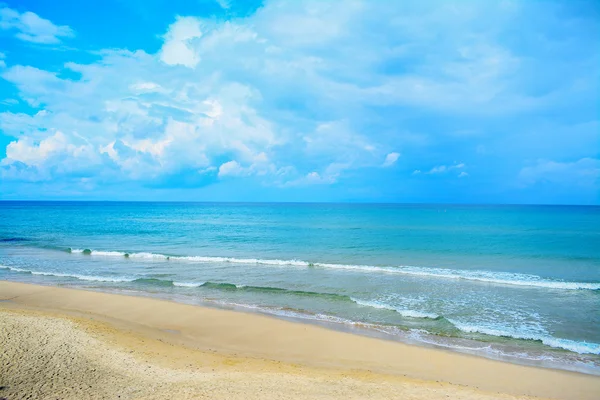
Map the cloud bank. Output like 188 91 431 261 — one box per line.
0 0 598 203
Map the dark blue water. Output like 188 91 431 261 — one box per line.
1 202 599 373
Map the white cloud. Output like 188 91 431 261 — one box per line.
1 1 596 196
287 171 335 186
160 17 203 68
256 1 363 47
217 157 277 179
0 7 74 44
412 170 421 175
247 1 544 115
4 131 65 166
458 171 468 178
382 152 400 167
0 51 284 182
199 166 217 174
427 163 465 174
518 158 600 187
304 171 332 184
129 82 165 93
302 121 379 172
218 160 245 177
283 162 347 186
2 130 100 181
429 165 446 174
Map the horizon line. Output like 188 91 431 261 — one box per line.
0 200 598 207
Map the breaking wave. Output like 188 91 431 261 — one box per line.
65 248 600 291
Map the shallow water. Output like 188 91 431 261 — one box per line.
1 201 599 374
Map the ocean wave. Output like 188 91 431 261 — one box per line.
0 237 30 242
316 264 600 290
3 262 598 358
173 281 206 287
1 265 349 301
449 319 600 355
179 256 309 266
1 265 440 319
65 247 600 291
402 329 575 364
199 281 354 302
350 298 439 319
0 265 134 283
68 248 308 265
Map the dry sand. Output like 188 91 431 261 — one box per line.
1 281 598 400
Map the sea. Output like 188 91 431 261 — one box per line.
1 201 598 374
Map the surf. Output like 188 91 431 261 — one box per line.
65 247 600 291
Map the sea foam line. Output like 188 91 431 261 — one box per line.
211 299 600 356
69 248 312 265
1 264 438 320
0 265 134 283
351 298 439 319
173 281 206 287
321 263 600 291
449 319 600 355
66 248 600 291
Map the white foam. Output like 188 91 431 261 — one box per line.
173 281 205 287
65 248 600 290
403 329 562 362
1 265 29 273
1 265 133 283
68 249 310 265
449 319 600 355
316 264 600 291
351 298 439 319
173 255 309 266
397 309 440 319
128 252 169 259
90 251 128 257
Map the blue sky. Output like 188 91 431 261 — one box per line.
0 0 598 204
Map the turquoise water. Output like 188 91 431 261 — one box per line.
1 202 599 374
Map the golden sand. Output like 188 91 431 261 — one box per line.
1 281 598 399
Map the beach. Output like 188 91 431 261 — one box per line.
2 0 598 397
1 281 598 400
2 203 599 375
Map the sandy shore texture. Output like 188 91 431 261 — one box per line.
1 281 598 400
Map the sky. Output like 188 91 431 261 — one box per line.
0 0 598 204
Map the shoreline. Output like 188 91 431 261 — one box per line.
55 282 600 376
1 281 599 399
3 274 599 377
